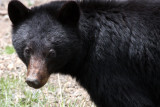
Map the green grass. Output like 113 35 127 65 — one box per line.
27 0 35 6
0 76 48 107
0 75 93 107
4 46 15 54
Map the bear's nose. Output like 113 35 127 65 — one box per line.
25 78 40 88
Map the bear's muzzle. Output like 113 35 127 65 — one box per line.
26 56 50 89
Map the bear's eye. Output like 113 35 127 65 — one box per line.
48 49 56 58
24 47 31 56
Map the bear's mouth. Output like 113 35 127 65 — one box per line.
25 78 46 89
25 74 50 89
25 56 50 89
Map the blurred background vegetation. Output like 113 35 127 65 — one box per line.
0 0 95 106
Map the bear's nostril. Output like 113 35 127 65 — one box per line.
25 78 40 88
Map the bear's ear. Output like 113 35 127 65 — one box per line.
58 1 80 26
8 0 30 25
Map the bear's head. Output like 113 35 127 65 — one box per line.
8 0 83 89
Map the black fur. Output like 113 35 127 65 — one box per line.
8 0 160 107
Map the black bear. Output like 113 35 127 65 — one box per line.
8 0 160 107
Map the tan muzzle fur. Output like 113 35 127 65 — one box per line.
25 56 50 89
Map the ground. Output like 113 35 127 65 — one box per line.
0 0 95 106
